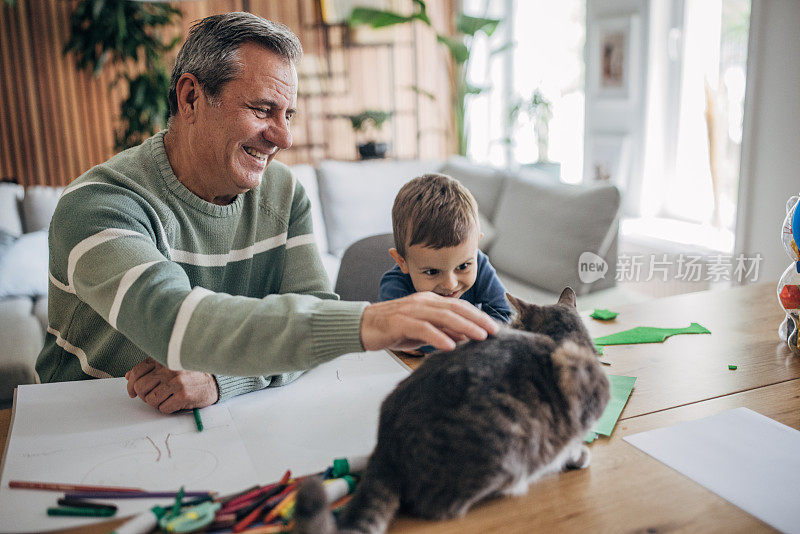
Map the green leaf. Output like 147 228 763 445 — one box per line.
436 34 469 64
490 41 515 56
463 82 486 95
456 13 501 37
348 7 416 28
407 85 437 101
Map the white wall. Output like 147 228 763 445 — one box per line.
735 0 800 283
584 0 650 215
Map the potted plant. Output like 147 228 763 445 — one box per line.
347 110 393 160
63 0 182 149
509 88 560 178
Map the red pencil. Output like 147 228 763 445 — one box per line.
9 480 144 493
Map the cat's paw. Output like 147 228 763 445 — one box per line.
502 478 531 497
564 445 591 470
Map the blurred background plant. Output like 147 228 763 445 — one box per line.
348 0 502 156
63 0 182 149
509 88 553 163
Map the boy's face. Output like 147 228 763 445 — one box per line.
390 229 480 299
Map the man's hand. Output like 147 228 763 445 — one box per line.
125 357 219 414
360 292 500 352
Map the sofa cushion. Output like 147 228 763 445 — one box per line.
33 296 48 334
0 229 15 260
22 185 63 233
291 164 329 256
489 177 620 295
0 301 43 402
0 230 49 298
0 183 24 238
316 159 441 256
438 156 507 219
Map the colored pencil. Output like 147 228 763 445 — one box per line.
222 471 291 513
65 490 212 499
57 498 118 512
47 506 116 517
193 408 204 432
219 485 261 506
9 480 143 493
239 522 293 534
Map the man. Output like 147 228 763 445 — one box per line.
36 12 497 414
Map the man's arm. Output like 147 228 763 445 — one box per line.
128 179 335 411
50 184 496 393
208 180 335 403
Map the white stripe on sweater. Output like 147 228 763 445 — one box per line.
67 228 141 289
61 181 107 197
286 233 315 249
167 287 213 370
108 261 162 329
49 270 74 294
46 326 112 379
61 180 173 259
170 233 288 267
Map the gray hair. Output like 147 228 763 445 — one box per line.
168 12 303 116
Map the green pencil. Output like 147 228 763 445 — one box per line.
193 408 204 432
47 506 116 517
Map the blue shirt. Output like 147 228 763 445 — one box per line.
379 249 512 323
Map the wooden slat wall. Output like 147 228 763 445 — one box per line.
0 0 453 187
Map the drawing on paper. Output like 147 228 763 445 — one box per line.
81 432 219 487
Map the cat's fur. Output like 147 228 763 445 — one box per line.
294 288 610 534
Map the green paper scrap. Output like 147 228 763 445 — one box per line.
593 323 710 347
591 309 619 321
593 375 637 437
583 431 599 443
728 364 737 370
594 344 604 355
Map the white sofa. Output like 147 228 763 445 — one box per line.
295 156 631 307
0 156 633 403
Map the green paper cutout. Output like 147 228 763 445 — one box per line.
593 375 637 437
595 344 604 355
583 431 598 443
593 323 710 347
591 309 619 321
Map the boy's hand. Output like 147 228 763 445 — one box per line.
360 292 499 352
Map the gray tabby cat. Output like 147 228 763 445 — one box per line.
294 287 610 534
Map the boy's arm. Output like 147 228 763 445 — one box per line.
378 267 415 301
474 252 512 322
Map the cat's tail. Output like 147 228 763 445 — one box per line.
293 461 401 534
293 477 336 534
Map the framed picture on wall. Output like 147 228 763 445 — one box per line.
586 133 631 191
590 15 640 101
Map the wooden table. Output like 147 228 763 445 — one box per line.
2 282 798 533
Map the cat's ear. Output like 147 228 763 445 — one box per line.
558 287 577 308
506 292 528 313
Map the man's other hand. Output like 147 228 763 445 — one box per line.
125 357 219 414
360 292 500 352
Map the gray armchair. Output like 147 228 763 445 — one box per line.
334 233 397 302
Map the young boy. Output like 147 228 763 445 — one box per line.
379 174 511 346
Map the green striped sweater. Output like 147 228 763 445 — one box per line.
36 131 367 400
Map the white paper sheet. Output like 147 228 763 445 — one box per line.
624 407 800 534
227 351 411 482
0 350 410 533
